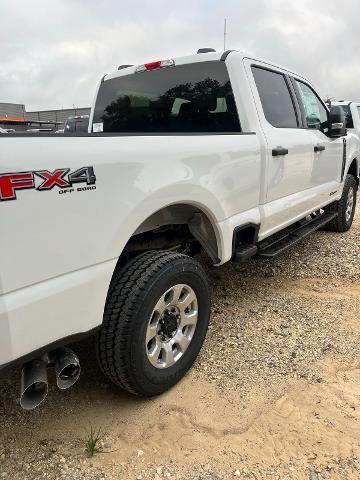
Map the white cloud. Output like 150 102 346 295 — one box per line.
0 0 359 109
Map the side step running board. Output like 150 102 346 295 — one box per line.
257 212 338 258
233 244 258 262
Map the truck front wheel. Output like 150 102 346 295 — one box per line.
325 174 357 232
96 251 210 396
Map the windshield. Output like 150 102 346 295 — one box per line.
92 61 240 133
64 117 89 133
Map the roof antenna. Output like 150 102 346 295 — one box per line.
223 18 227 51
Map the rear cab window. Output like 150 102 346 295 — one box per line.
251 66 299 128
92 61 241 133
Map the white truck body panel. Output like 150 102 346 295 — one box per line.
0 134 262 293
351 103 360 133
0 51 358 369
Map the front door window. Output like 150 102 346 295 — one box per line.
295 81 328 130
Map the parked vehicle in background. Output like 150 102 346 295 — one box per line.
64 115 89 133
333 101 360 135
0 49 358 410
332 101 360 175
26 128 54 133
0 127 8 134
55 128 65 134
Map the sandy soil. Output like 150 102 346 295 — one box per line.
0 212 359 480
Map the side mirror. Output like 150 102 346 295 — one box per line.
328 105 346 137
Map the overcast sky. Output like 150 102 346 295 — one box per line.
1 0 359 110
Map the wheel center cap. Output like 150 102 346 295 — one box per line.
160 311 179 338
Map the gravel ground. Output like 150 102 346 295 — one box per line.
0 210 359 480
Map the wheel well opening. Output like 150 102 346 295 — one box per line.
123 204 220 264
348 158 359 186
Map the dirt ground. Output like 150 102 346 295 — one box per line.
0 212 359 480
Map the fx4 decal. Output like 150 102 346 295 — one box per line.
0 167 96 201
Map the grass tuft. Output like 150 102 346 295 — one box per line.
84 425 102 457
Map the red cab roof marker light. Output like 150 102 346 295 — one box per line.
145 61 162 70
135 59 175 73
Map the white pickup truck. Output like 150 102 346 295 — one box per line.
0 49 359 409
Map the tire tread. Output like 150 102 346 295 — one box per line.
96 250 206 396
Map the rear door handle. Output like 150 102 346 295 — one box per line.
272 147 289 156
314 145 326 152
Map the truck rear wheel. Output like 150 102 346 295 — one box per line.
96 251 210 396
325 174 357 232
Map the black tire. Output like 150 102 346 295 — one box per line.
96 250 210 396
325 174 357 232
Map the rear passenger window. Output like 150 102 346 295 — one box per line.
252 67 298 128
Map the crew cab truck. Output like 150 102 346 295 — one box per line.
0 49 359 409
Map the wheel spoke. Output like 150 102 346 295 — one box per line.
161 344 176 367
173 331 191 352
178 289 196 311
171 284 185 303
147 340 161 367
146 324 158 344
180 310 198 327
153 296 167 315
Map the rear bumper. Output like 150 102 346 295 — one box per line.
0 258 116 371
0 326 100 375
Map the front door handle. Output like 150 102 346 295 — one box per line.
272 147 289 156
314 145 326 152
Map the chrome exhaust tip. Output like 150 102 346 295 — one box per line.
20 359 48 410
19 347 81 410
51 347 81 390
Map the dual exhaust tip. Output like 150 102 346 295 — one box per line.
20 347 81 410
